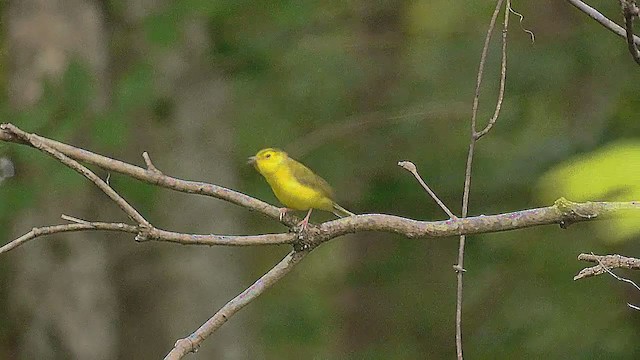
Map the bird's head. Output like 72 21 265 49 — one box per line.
248 148 288 175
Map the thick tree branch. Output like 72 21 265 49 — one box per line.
2 123 639 359
5 197 635 255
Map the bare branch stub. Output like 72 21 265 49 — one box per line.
142 151 162 174
398 161 457 219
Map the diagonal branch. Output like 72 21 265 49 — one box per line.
0 123 295 225
164 250 308 360
566 0 640 46
3 124 151 227
398 161 457 219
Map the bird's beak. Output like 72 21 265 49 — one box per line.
247 156 257 165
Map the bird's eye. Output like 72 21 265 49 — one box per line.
265 153 271 158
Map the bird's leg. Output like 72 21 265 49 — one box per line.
278 208 290 222
296 208 313 231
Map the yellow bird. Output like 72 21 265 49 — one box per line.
248 148 354 229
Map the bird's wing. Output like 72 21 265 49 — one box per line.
287 158 335 200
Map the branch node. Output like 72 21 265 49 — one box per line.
453 264 467 273
554 197 598 228
142 151 162 174
135 225 153 242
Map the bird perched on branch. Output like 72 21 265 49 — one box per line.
248 148 354 230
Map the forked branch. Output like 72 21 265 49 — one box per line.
2 123 639 359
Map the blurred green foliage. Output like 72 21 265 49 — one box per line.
2 0 640 358
539 141 640 241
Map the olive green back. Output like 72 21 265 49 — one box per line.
286 157 335 201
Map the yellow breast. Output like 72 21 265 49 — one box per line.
264 166 333 211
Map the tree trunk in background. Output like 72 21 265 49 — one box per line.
5 1 116 359
5 1 249 358
116 3 250 359
340 1 407 355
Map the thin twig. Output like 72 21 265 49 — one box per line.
164 250 308 359
397 161 457 219
456 1 509 358
0 220 297 255
61 214 92 225
508 5 535 43
593 253 640 310
0 222 139 254
629 303 640 310
475 2 510 140
593 254 640 291
2 124 151 227
566 0 640 46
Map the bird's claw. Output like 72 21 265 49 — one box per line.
296 221 309 233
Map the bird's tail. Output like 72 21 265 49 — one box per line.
332 203 355 217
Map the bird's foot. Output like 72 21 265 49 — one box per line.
296 217 309 232
295 208 313 233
